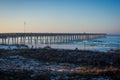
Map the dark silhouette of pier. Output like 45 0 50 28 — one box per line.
0 33 106 45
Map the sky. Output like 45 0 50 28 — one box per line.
0 0 120 34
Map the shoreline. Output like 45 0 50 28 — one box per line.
0 44 119 52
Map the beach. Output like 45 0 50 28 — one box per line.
0 48 120 80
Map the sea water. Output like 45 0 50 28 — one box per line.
0 35 120 52
27 35 120 52
71 35 120 52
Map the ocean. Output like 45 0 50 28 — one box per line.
0 35 120 52
27 35 120 52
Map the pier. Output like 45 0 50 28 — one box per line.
0 33 106 45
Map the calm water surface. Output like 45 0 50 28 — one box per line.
0 35 120 52
27 35 120 52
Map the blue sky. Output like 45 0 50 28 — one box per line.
0 0 120 34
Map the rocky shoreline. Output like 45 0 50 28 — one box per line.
0 48 120 80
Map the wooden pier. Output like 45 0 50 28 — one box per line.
0 33 106 45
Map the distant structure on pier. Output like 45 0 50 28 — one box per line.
0 33 106 45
